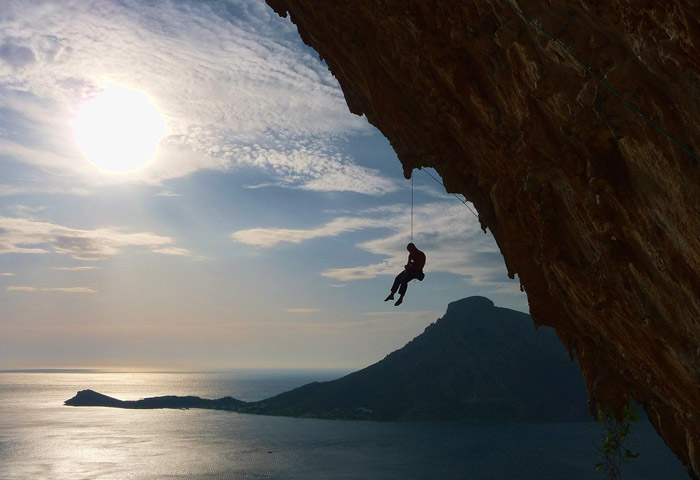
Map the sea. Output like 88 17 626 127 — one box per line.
0 370 688 480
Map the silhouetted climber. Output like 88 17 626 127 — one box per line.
384 243 426 306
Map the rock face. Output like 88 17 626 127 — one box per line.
266 1 700 477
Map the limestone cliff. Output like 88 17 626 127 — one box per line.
266 0 700 477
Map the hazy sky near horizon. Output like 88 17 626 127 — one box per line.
0 0 527 370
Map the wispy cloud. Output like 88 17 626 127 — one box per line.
44 287 97 293
233 146 398 196
0 41 37 69
155 191 183 197
231 217 389 247
5 286 97 293
152 247 190 256
321 203 517 290
4 204 48 216
0 216 187 260
285 308 322 313
0 181 93 198
0 272 15 276
362 310 443 321
233 200 520 295
0 0 380 193
322 263 396 281
50 266 100 271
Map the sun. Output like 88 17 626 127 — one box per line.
73 83 166 173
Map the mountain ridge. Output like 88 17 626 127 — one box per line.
66 296 589 422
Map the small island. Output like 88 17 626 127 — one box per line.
65 389 247 411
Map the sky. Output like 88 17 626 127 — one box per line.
0 0 527 371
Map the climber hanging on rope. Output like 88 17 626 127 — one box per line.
384 243 426 306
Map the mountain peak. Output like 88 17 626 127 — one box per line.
253 296 588 422
445 295 494 314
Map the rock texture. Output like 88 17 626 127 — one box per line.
266 0 700 477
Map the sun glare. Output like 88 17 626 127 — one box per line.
73 84 166 173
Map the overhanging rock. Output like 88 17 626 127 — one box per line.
265 1 700 477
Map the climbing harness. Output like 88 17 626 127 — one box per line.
502 0 700 164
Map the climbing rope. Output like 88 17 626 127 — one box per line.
420 168 480 219
502 0 700 164
410 169 478 241
410 173 414 243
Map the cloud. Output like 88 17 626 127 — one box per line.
0 216 188 260
0 181 93 198
323 202 518 291
0 272 15 276
233 200 520 294
285 308 321 313
362 310 443 321
231 216 389 247
4 204 48 216
151 247 190 256
0 41 36 69
5 286 97 293
50 266 100 271
43 287 97 293
0 0 379 192
233 146 398 195
155 190 183 197
5 286 36 292
0 138 86 179
322 262 396 281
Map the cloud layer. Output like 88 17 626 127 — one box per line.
232 201 521 294
0 0 390 195
50 266 100 271
231 216 388 247
5 286 96 293
0 216 186 260
235 145 398 195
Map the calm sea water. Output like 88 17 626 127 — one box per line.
0 371 688 479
